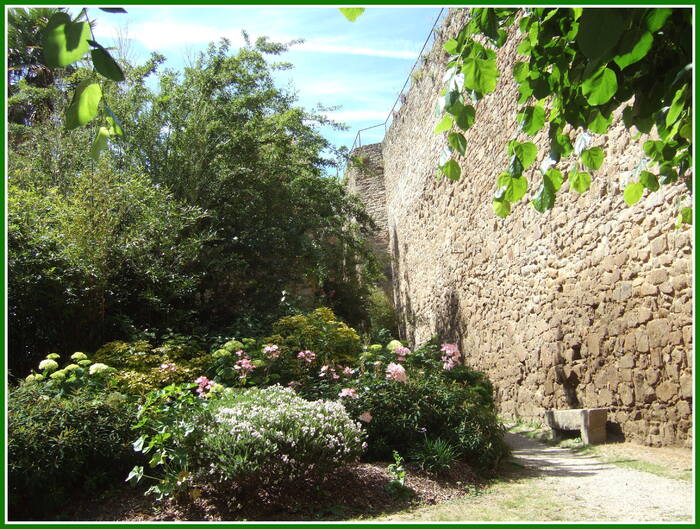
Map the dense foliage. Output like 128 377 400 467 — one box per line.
8 8 381 376
434 7 692 224
8 380 140 519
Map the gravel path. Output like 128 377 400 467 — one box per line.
505 432 695 522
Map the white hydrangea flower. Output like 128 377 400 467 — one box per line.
89 362 110 375
38 359 58 371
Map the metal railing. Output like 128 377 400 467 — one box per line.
344 8 446 164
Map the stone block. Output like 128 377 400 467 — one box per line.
646 319 671 349
679 373 692 399
648 268 668 285
544 408 607 445
656 381 679 403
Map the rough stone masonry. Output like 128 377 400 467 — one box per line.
345 9 693 447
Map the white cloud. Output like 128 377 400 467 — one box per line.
294 41 416 59
322 109 389 122
95 19 417 60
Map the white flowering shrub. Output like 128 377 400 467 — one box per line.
201 385 366 489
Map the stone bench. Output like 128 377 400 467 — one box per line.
544 408 607 445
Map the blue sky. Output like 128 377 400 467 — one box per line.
87 6 445 158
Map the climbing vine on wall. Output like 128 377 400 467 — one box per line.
434 7 692 225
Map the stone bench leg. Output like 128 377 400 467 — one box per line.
581 409 607 445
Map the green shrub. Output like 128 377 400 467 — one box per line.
200 386 366 492
409 438 459 474
128 382 211 500
342 372 508 470
93 338 213 396
8 383 140 520
270 307 362 366
366 288 397 342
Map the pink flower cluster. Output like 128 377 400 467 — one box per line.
234 350 256 378
385 362 408 383
263 344 280 359
160 362 176 373
338 387 358 399
297 350 316 363
440 343 461 370
394 346 410 362
195 376 213 395
342 366 356 376
319 365 340 380
358 411 373 423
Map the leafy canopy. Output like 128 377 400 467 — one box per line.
434 8 692 225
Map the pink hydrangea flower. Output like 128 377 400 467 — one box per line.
195 376 213 395
342 366 356 376
440 343 461 370
263 344 280 359
297 350 316 363
385 362 408 383
395 346 410 362
234 356 256 378
358 411 373 423
338 387 358 399
160 362 176 373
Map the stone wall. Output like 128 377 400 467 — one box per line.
351 9 693 447
345 143 393 284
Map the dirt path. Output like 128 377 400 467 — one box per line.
377 432 694 522
501 433 693 522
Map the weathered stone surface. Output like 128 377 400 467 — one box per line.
656 381 680 403
349 8 693 447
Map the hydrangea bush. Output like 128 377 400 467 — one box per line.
200 386 366 490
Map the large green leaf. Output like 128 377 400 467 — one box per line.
339 8 365 22
65 81 102 130
455 105 476 131
580 146 605 170
666 84 687 127
517 104 545 136
513 61 529 82
624 182 644 205
639 171 659 191
514 142 537 169
462 57 499 94
498 173 528 202
434 114 454 134
587 108 613 134
42 12 90 68
569 170 591 193
547 169 564 191
581 67 618 106
531 175 555 212
443 38 460 55
447 132 467 155
493 197 511 218
441 159 461 181
576 9 624 60
89 126 111 160
104 103 124 137
90 41 126 82
644 8 672 32
613 29 653 70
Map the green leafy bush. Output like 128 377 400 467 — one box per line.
128 382 212 500
270 307 362 366
343 373 507 470
200 386 366 493
93 337 213 396
365 287 398 342
8 383 140 520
